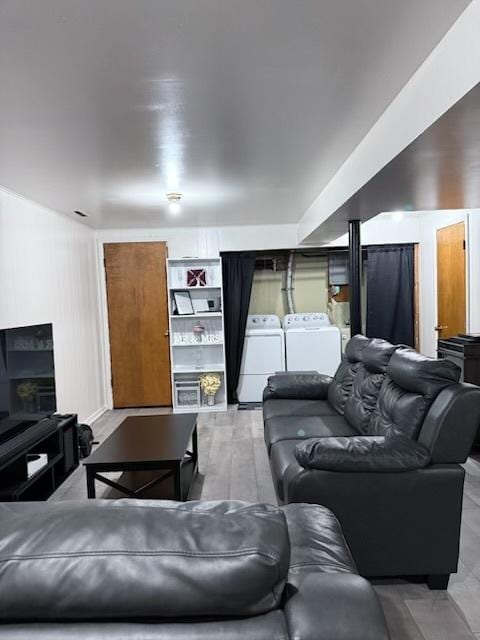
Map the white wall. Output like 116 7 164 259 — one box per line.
95 223 301 257
0 188 105 422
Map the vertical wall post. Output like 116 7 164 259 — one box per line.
349 220 362 336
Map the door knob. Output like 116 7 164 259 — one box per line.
434 325 448 332
164 330 169 337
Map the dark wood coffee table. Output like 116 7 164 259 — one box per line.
83 413 198 501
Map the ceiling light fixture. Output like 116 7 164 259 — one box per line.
166 192 182 214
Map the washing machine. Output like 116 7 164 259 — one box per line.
283 313 341 376
237 315 286 403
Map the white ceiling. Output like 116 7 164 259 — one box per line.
0 0 471 229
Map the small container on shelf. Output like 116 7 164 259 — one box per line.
174 379 201 408
192 323 206 342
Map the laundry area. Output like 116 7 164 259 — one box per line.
235 246 415 404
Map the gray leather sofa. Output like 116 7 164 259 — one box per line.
0 499 389 639
263 335 480 589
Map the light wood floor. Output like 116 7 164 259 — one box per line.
51 407 480 640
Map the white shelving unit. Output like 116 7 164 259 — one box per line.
167 257 227 413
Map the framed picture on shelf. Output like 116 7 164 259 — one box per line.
173 291 194 315
207 296 222 312
187 268 207 287
191 298 210 314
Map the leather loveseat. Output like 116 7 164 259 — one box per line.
0 499 389 640
263 335 480 589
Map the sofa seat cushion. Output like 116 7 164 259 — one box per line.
282 503 356 577
269 440 303 502
263 398 338 422
265 415 356 452
0 612 289 640
0 500 290 621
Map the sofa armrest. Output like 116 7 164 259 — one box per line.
281 464 464 577
263 373 333 401
418 383 480 463
282 503 356 575
284 573 390 640
295 435 431 472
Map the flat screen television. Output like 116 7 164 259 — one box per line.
0 323 56 438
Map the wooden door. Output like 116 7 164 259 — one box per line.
104 242 171 407
436 222 466 340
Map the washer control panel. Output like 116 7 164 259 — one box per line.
282 313 331 330
246 314 282 330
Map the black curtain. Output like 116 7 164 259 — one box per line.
221 252 256 403
366 244 415 346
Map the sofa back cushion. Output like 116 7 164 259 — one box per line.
0 500 290 621
344 338 397 434
328 335 370 414
369 348 460 439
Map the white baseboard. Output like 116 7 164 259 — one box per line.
84 406 107 425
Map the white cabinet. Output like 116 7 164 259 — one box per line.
167 258 227 413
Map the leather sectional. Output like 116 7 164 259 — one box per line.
0 499 389 639
263 334 480 588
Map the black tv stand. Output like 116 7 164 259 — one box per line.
0 414 79 501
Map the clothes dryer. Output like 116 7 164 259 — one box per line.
283 313 341 376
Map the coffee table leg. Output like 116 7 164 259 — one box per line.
86 468 96 499
192 424 198 467
173 462 183 501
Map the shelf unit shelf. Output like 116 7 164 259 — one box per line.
174 405 226 414
167 257 221 263
172 342 224 348
170 286 221 291
167 257 227 414
170 312 222 318
173 365 224 374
